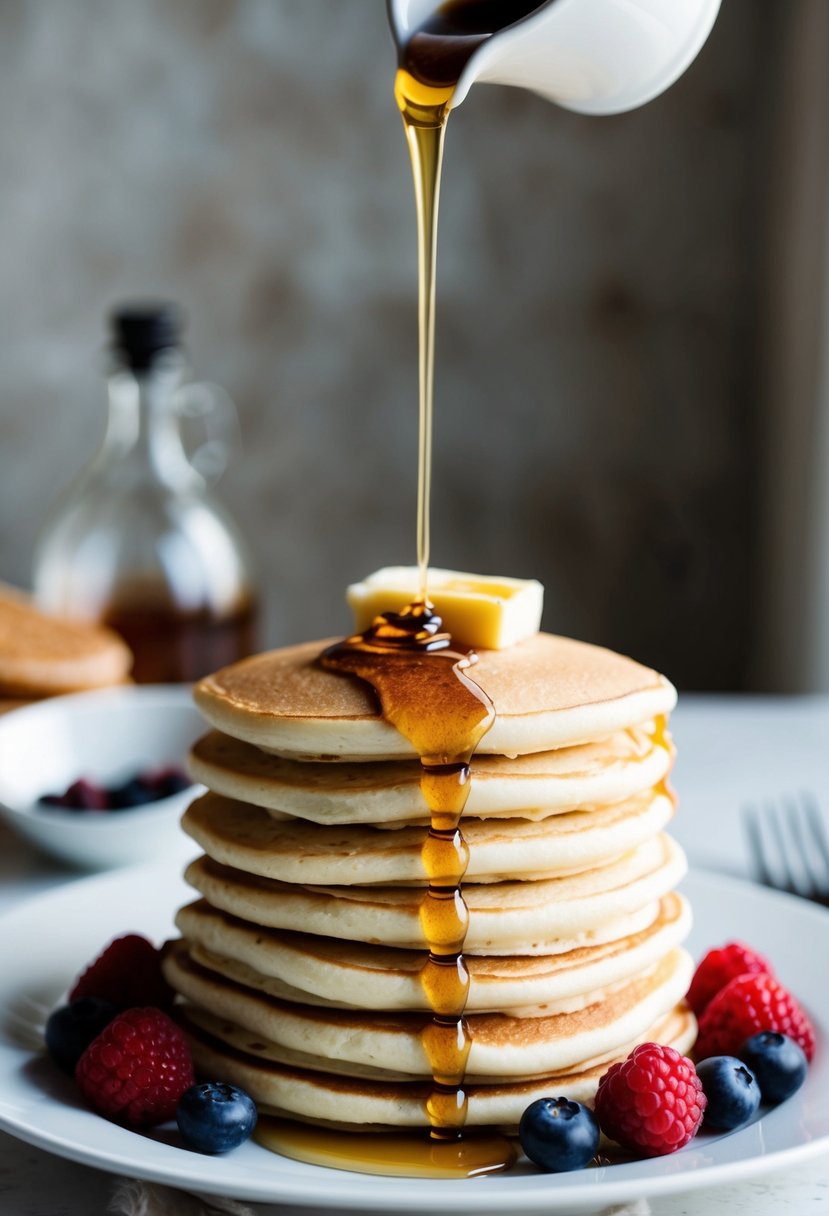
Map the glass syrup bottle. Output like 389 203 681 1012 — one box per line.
33 304 258 683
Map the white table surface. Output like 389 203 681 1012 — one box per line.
1 694 828 1216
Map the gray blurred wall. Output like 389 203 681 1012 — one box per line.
0 0 774 688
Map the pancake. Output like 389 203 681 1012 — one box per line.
189 725 673 825
0 583 132 695
165 944 692 1080
183 904 661 1006
176 1000 697 1128
183 833 687 953
173 891 691 1013
194 633 677 760
182 789 675 885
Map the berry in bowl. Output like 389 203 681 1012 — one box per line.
39 767 191 812
0 685 204 869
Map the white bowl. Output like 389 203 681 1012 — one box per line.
0 685 204 870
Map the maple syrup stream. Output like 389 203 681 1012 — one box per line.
258 0 551 1177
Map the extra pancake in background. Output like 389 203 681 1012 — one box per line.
194 633 677 760
0 583 132 695
183 833 687 953
189 725 673 825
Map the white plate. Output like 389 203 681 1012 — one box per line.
0 866 827 1214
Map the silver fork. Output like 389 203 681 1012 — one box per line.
743 793 829 907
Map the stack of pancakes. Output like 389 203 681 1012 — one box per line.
163 631 695 1131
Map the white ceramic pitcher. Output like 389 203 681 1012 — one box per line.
388 0 722 115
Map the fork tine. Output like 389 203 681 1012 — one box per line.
743 805 776 889
765 801 801 895
801 793 829 868
783 796 820 899
800 792 829 898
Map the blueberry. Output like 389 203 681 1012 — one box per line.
44 998 118 1073
740 1032 808 1104
111 777 154 809
697 1056 761 1130
519 1097 599 1172
176 1082 258 1154
154 768 191 798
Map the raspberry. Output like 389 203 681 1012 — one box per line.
594 1043 706 1157
75 1007 194 1127
70 934 172 1010
687 942 772 1016
695 973 815 1063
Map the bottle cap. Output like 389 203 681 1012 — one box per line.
110 303 184 370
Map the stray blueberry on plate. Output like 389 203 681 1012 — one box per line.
44 998 118 1073
740 1031 808 1104
519 1097 599 1172
697 1056 761 1131
176 1082 258 1154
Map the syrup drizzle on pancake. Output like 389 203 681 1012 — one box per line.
320 602 516 1173
652 715 677 807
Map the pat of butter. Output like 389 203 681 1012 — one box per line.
346 567 544 650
